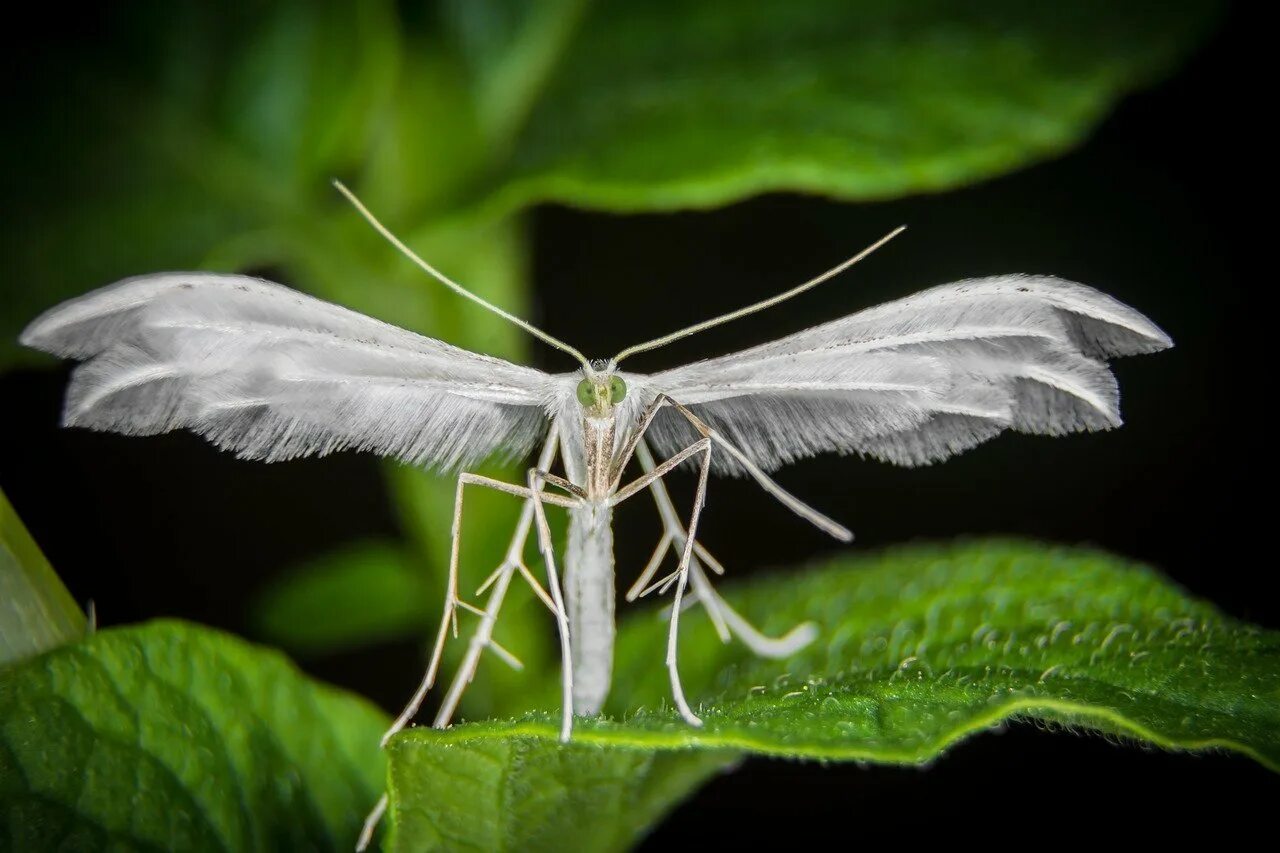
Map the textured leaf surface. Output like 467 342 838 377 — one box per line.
478 0 1220 211
386 541 1278 852
388 741 734 853
0 620 388 851
0 488 85 667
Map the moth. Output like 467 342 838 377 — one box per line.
21 184 1171 845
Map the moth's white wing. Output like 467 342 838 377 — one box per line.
21 273 559 471
636 275 1172 473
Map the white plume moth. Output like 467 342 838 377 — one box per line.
21 182 1172 846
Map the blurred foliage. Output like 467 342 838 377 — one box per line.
389 540 1280 850
469 0 1219 211
0 488 85 667
3 1 1217 703
250 540 434 653
0 620 388 851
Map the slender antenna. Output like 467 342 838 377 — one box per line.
612 226 907 365
333 180 590 368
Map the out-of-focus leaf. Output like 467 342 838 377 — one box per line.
2 2 406 366
474 0 1220 212
439 0 591 147
0 487 85 667
251 541 433 654
213 2 401 183
0 620 388 851
385 541 1277 852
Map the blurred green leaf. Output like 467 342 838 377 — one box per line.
439 0 591 148
385 541 1278 851
213 2 401 182
474 0 1220 212
0 488 85 667
251 541 433 654
0 620 388 851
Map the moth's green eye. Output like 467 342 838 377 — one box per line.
609 375 627 403
576 378 595 406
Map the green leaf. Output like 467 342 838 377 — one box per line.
0 488 85 667
251 541 434 654
385 541 1278 852
475 0 1220 212
439 0 592 148
388 740 735 852
0 620 388 851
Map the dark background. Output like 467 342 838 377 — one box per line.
2 1 1272 844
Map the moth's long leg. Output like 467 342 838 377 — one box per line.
709 434 851 541
608 437 711 506
625 531 672 602
667 438 713 726
610 434 712 726
358 432 567 852
527 466 576 742
635 439 818 659
377 472 575 748
615 395 821 655
609 436 719 631
357 797 388 853
614 393 850 541
618 396 823 659
432 476 579 732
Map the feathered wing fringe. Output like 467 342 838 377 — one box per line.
21 273 559 472
640 275 1171 473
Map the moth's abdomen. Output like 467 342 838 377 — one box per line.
564 505 615 715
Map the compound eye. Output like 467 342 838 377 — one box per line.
576 378 595 406
609 375 627 404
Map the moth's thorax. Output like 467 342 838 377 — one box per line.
581 414 617 500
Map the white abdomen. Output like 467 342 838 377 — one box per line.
564 504 615 715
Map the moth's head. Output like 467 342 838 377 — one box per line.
576 360 627 417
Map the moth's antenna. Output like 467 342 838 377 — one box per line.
333 180 590 368
612 226 906 365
